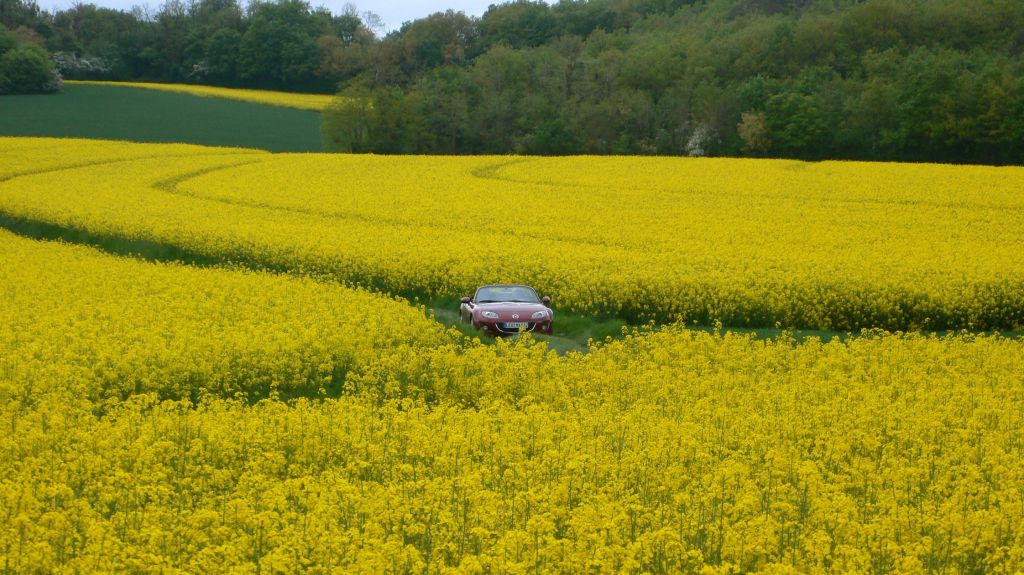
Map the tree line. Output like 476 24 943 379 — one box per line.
3 0 1024 163
1 0 376 92
323 0 1024 164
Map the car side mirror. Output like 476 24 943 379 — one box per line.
461 297 472 304
542 296 551 305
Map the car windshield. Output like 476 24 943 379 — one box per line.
476 286 541 303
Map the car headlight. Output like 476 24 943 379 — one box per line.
481 311 500 319
531 310 549 320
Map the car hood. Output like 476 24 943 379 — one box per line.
474 302 550 319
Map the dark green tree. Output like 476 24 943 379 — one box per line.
204 27 241 80
765 91 830 158
0 0 42 30
238 0 320 88
0 23 16 55
416 65 474 152
0 41 58 93
321 88 374 152
480 1 556 49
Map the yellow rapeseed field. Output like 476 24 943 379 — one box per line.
0 227 451 404
2 229 1023 572
2 137 1024 572
66 80 335 111
1 137 1022 330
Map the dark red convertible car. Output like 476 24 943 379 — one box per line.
460 284 553 336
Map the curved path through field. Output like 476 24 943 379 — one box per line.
2 138 1024 335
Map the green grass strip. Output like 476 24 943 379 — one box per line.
0 83 322 152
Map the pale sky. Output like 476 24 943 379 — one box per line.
367 1 499 31
34 0 502 32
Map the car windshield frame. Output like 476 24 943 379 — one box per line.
475 285 542 304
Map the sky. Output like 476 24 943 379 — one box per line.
33 0 502 32
366 1 498 31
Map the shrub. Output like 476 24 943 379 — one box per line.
0 43 61 94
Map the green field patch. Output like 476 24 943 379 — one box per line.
0 83 321 152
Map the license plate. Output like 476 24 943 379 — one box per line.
503 322 528 329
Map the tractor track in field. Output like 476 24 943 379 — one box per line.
8 152 1014 346
0 156 624 354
